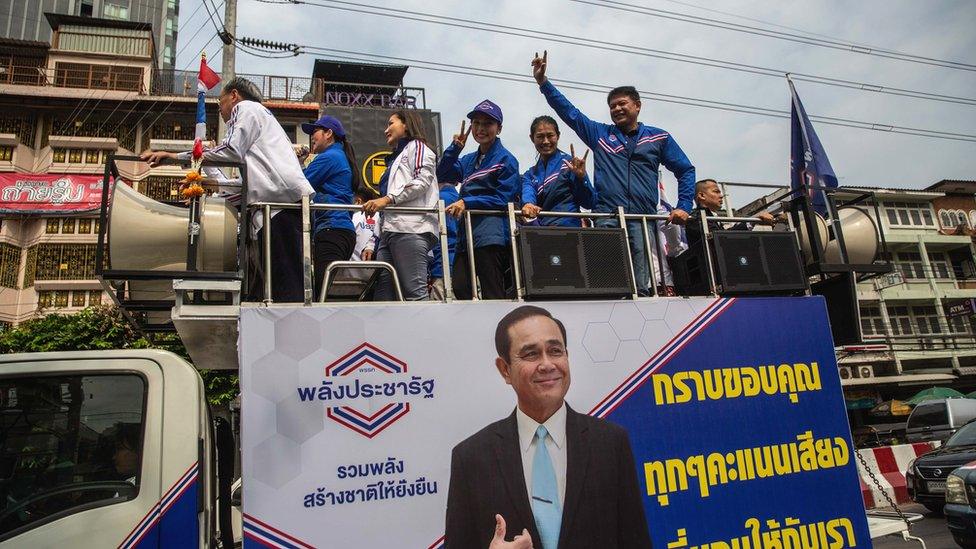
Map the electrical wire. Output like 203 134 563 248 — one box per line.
283 42 976 143
574 0 976 72
290 0 976 107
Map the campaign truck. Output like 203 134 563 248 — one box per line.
0 156 912 547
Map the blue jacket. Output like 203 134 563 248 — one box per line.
540 80 696 214
429 184 460 279
303 142 354 233
522 150 594 227
436 138 519 248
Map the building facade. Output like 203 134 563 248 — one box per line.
1 0 178 69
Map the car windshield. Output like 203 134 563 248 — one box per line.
946 422 976 447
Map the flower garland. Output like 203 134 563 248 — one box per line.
180 138 206 199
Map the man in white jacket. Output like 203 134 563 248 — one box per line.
141 77 314 302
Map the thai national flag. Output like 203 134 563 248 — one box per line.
789 78 837 217
195 55 221 141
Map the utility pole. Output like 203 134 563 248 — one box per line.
218 0 237 141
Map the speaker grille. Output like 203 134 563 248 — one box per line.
714 234 765 287
581 231 630 289
763 234 807 286
519 227 631 298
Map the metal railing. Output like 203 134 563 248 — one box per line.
0 64 144 92
248 199 452 304
244 197 770 304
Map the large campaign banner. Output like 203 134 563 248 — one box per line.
0 173 109 213
239 297 869 548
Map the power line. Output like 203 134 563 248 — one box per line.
574 0 976 72
289 0 976 107
253 40 976 143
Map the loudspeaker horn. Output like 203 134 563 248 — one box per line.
109 182 239 324
794 211 828 264
824 207 880 265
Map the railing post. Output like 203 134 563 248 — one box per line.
464 210 478 300
640 216 657 297
301 197 313 306
700 214 720 296
507 203 523 301
618 207 639 300
263 204 272 304
437 199 454 302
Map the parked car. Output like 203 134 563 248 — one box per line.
908 419 976 513
906 398 976 444
945 462 976 548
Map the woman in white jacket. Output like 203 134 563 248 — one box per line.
362 110 439 300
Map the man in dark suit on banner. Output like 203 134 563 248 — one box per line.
445 305 652 549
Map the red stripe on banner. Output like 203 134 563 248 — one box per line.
244 514 316 549
872 447 909 503
243 531 278 548
427 535 446 549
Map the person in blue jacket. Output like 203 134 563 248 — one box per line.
532 51 696 295
300 115 357 295
428 182 459 300
437 100 520 300
520 115 594 226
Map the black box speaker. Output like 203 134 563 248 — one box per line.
671 231 807 296
518 227 632 299
711 231 807 294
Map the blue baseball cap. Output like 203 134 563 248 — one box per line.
467 99 503 124
302 115 346 139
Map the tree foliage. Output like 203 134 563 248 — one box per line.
0 305 238 405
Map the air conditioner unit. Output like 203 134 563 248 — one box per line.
838 366 854 380
857 365 875 379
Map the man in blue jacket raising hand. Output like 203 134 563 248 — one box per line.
532 51 696 296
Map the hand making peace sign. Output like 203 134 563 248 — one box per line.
531 50 548 86
569 143 589 179
452 120 472 149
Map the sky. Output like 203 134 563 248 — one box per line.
175 0 976 207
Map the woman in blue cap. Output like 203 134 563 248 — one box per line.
436 100 520 299
301 115 358 294
361 110 439 301
520 115 594 227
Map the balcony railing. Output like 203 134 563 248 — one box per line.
0 64 144 93
151 70 315 102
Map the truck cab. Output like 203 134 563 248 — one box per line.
0 350 230 548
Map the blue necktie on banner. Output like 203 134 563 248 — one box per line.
789 78 838 217
531 425 561 549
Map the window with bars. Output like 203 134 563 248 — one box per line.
77 219 92 234
0 114 37 146
67 149 83 163
71 291 87 307
61 219 76 234
52 148 67 163
912 305 943 334
896 252 925 279
0 146 13 162
928 252 952 279
89 290 102 305
0 243 21 288
950 315 973 334
54 291 68 308
22 246 36 287
46 218 60 234
38 290 53 308
886 305 913 335
32 244 100 281
84 149 101 164
859 305 886 336
884 202 935 228
139 176 183 201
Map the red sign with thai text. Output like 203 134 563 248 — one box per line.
0 174 111 213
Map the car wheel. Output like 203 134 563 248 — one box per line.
924 503 944 515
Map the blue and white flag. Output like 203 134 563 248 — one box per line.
789 78 837 217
